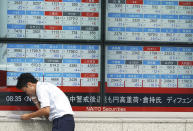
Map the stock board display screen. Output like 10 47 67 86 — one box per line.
0 43 101 111
106 0 193 42
0 0 101 40
105 45 193 111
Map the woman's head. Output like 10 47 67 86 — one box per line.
16 73 38 96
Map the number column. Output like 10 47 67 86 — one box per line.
80 45 100 86
125 0 143 41
124 46 143 87
177 1 193 42
178 47 193 88
106 0 126 40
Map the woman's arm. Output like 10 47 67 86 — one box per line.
31 96 41 109
21 106 50 120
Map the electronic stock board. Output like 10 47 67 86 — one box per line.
0 0 193 112
0 43 101 111
105 45 193 111
106 0 193 42
0 0 101 40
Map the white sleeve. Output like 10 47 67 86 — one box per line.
36 86 50 108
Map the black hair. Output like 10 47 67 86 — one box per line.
16 73 38 89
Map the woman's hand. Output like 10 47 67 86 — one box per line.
30 96 40 109
30 96 38 104
21 114 31 120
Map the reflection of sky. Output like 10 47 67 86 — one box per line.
0 43 7 70
0 65 15 71
0 65 7 69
